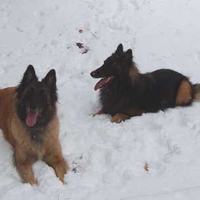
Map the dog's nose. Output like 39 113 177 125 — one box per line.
90 71 96 78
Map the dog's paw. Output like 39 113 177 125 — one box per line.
111 113 129 123
27 179 38 186
92 109 105 117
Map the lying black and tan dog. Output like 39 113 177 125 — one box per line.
0 65 68 184
91 44 200 123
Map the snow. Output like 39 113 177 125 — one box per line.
0 0 200 199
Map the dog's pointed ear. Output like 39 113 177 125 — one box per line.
43 69 57 88
16 65 38 99
21 65 38 84
43 69 57 103
115 44 123 55
124 49 133 61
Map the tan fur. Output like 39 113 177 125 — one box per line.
0 87 68 185
129 64 139 83
111 113 130 123
111 109 143 123
194 84 200 101
176 80 192 106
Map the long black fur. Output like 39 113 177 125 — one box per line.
91 44 194 117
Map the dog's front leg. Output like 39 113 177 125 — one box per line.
111 113 130 123
44 144 69 183
15 150 37 185
111 109 143 123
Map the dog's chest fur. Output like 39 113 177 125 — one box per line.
10 113 59 158
99 79 134 115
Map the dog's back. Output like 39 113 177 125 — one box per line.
139 69 192 112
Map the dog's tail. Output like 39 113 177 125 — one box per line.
194 84 200 101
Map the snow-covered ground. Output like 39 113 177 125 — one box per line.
0 0 200 199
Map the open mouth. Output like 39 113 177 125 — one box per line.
25 108 39 127
94 76 114 91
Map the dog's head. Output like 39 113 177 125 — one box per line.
16 65 57 128
90 44 134 90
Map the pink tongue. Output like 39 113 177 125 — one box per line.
26 112 38 127
94 77 113 91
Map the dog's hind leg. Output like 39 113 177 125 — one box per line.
194 84 200 101
176 80 193 106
